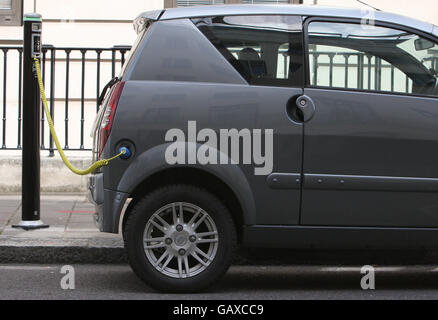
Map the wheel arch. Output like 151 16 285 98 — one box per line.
122 167 251 243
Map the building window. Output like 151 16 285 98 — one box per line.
165 0 298 8
0 0 22 26
241 0 290 3
177 0 225 6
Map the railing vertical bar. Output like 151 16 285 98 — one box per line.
111 50 115 78
390 65 394 92
367 55 372 90
48 48 55 157
283 53 287 78
374 57 378 91
120 50 126 66
96 50 101 113
357 53 363 90
312 53 318 85
377 58 382 91
2 49 7 149
328 54 334 87
17 48 23 149
344 54 349 89
80 49 86 149
406 74 409 93
64 50 70 149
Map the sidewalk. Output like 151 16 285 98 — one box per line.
0 194 126 263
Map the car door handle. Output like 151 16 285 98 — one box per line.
295 95 315 122
286 95 316 123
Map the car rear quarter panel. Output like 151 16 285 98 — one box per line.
123 19 247 85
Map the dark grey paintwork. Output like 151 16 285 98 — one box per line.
107 77 304 228
243 225 438 249
89 5 438 248
126 19 247 84
301 89 438 227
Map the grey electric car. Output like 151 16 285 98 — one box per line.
89 4 438 292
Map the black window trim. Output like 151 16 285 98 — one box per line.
303 16 438 99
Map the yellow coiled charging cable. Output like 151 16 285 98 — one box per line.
33 56 125 175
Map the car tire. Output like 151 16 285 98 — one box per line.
124 184 237 293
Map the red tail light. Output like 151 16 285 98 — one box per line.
98 81 125 157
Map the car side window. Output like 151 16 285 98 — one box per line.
193 15 304 87
307 21 438 97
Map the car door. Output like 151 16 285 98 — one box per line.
192 15 305 225
301 19 438 227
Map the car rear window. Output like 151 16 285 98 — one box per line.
192 15 304 88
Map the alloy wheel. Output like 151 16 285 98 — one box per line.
143 202 219 279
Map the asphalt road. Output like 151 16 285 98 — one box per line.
1 264 438 299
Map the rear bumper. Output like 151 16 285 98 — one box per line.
88 173 129 233
88 173 104 204
88 173 104 230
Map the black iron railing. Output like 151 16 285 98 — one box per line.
0 45 131 155
231 48 436 93
308 51 414 92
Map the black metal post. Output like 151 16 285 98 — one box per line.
65 49 70 149
13 13 48 230
80 49 86 150
2 48 8 149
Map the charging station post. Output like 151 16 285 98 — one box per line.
12 13 48 230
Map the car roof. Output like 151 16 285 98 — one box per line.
433 24 438 37
138 4 434 35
